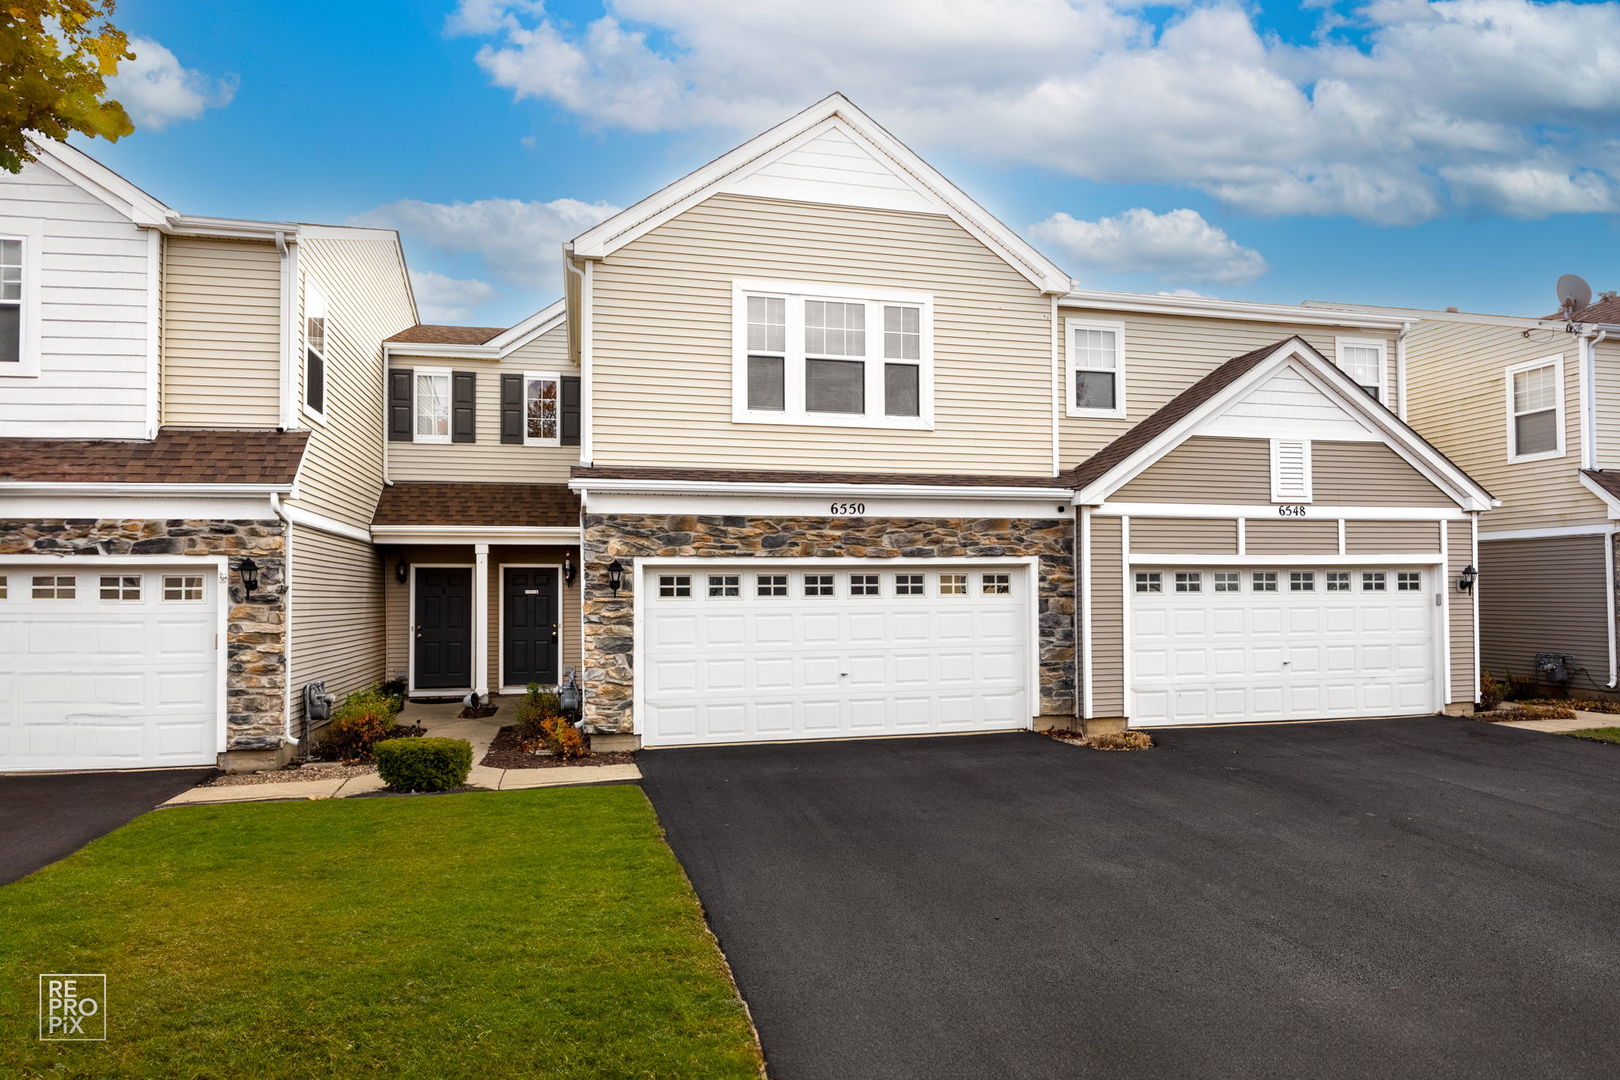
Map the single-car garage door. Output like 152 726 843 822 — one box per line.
641 562 1033 746
0 564 220 772
1130 565 1438 727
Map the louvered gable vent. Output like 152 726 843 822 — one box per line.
1270 439 1312 502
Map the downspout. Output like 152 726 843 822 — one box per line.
1395 321 1411 421
276 231 298 430
271 492 298 748
1050 295 1060 476
1606 523 1616 689
1583 330 1608 470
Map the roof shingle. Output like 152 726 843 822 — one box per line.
384 324 506 346
371 482 579 527
0 428 309 485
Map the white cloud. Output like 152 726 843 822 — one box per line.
1028 208 1267 285
351 195 620 307
106 36 236 130
448 0 1620 224
410 270 498 323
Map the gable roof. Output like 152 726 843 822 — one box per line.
1548 296 1620 324
383 299 566 359
1070 337 1494 510
386 324 505 346
0 428 308 487
372 482 578 528
567 93 1072 295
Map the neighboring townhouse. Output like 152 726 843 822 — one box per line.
1307 295 1620 695
0 141 416 772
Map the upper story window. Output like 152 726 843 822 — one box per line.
1066 318 1125 419
414 367 451 443
304 287 328 419
1506 355 1563 463
0 232 38 377
1335 337 1386 401
524 373 560 446
1270 438 1312 502
732 280 932 430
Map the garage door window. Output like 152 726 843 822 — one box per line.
1174 572 1201 593
1252 571 1278 592
757 574 789 597
163 575 204 601
1134 572 1162 593
707 574 739 598
1212 571 1240 592
804 574 835 597
851 574 881 596
32 575 74 599
982 573 1011 595
99 575 141 601
658 575 692 598
1362 572 1387 591
896 573 925 596
0 575 6 599
1397 572 1422 591
1290 572 1315 592
1326 571 1351 591
939 572 967 595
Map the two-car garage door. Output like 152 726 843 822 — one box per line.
0 564 220 772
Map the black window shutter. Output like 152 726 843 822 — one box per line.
452 371 477 443
560 375 581 447
387 367 413 442
500 373 522 444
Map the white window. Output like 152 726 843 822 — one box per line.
1066 318 1125 419
658 575 691 598
850 574 881 597
1506 356 1563 462
33 575 75 599
414 368 451 443
1326 572 1351 592
0 575 6 600
804 573 835 597
1362 572 1387 592
1289 572 1315 592
1174 572 1201 593
1252 571 1278 593
1270 439 1312 502
982 573 1011 595
707 574 739 598
733 281 932 429
1335 337 1387 401
1213 571 1240 592
99 575 141 601
1397 572 1423 592
756 574 788 597
1134 572 1162 594
896 573 925 596
304 286 328 419
939 573 967 596
163 575 205 601
0 229 39 377
524 373 560 445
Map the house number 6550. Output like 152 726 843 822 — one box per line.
830 502 866 516
1277 504 1308 517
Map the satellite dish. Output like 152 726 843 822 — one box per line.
1557 273 1593 319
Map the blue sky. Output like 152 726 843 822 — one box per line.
81 0 1620 325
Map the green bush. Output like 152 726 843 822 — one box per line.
316 685 404 761
375 737 473 792
515 682 564 742
1479 672 1504 711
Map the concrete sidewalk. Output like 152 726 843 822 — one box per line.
1496 707 1620 733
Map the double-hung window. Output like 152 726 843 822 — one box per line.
1335 337 1386 401
304 287 328 419
0 229 38 376
524 373 560 445
0 238 22 369
734 281 931 428
1066 318 1125 418
414 367 451 443
1506 356 1563 462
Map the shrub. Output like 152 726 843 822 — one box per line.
515 682 564 742
375 737 473 792
316 685 403 761
1479 673 1504 711
379 678 408 713
541 716 589 760
1501 671 1546 702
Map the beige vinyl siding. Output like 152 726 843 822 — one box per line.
1404 318 1601 532
289 230 416 528
383 546 468 684
1447 519 1477 702
1313 442 1453 506
1114 437 1270 503
1245 518 1339 555
1131 517 1238 554
289 524 384 731
1478 534 1610 687
1059 310 1398 466
388 324 576 484
589 193 1053 475
160 236 281 426
1595 340 1620 468
1087 515 1124 717
1344 520 1441 553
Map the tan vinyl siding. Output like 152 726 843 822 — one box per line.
1087 515 1124 717
1113 437 1270 503
1404 318 1601 532
1313 441 1453 506
589 193 1053 475
289 524 384 730
160 236 282 426
290 230 416 528
388 324 576 483
1245 518 1338 555
1059 310 1398 466
1478 534 1609 687
1344 520 1441 553
1131 517 1238 554
1595 341 1620 468
1447 519 1477 702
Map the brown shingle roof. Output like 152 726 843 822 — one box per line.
1544 296 1620 324
371 482 579 527
384 324 505 345
569 465 1071 488
0 428 308 485
1582 469 1620 502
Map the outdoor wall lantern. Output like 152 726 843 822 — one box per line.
606 559 625 595
1458 565 1477 593
238 557 261 594
562 549 576 587
395 559 409 585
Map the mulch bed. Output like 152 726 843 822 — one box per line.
204 762 376 787
480 725 638 770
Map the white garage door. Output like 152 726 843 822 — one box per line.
642 563 1033 746
0 564 220 772
1130 566 1438 727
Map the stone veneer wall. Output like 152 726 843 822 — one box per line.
0 518 289 753
580 513 1076 734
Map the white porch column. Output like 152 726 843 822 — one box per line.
473 543 490 699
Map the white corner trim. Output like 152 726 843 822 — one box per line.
1503 353 1566 465
1079 507 1093 720
580 259 594 465
1064 316 1127 420
278 232 299 429
144 229 160 437
279 502 372 543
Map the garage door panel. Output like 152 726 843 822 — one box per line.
802 700 842 732
98 673 147 706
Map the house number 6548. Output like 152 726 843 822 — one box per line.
1277 504 1308 517
830 502 866 516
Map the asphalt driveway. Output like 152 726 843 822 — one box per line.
640 718 1620 1080
0 768 214 885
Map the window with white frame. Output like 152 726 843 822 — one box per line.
1290 572 1315 592
1507 356 1562 461
734 282 930 428
99 575 141 601
707 574 739 597
1335 337 1386 401
0 575 7 600
1252 571 1278 592
757 574 789 597
524 373 560 445
1270 439 1312 502
804 573 835 597
982 573 1011 595
304 287 328 418
658 575 691 598
1362 572 1387 591
0 237 22 368
1326 571 1351 592
896 573 925 596
1397 572 1423 592
1213 571 1240 592
33 575 74 599
1066 318 1125 418
1174 572 1201 593
851 574 881 596
414 369 451 443
163 575 204 601
1134 572 1162 594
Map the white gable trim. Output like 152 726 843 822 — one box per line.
489 298 567 355
1075 339 1494 511
568 94 1071 295
26 139 173 226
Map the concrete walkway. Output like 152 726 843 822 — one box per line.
163 697 638 806
1496 707 1620 734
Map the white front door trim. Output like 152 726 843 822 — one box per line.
497 561 565 694
406 562 475 697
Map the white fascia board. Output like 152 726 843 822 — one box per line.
1479 521 1618 541
570 478 1074 501
370 525 581 545
280 502 373 543
1094 502 1466 521
1578 472 1620 519
489 298 567 354
0 495 278 520
569 94 1071 294
1126 552 1447 567
166 215 300 241
383 341 501 360
1303 298 1620 334
0 481 290 497
1063 290 1408 330
27 138 174 226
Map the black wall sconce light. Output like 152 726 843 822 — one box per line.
562 549 576 587
606 559 625 595
1458 565 1477 593
395 559 409 585
238 557 260 594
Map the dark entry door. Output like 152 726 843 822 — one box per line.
503 567 559 687
414 567 473 690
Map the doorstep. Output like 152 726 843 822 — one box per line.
160 762 641 807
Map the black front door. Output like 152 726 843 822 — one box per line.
414 567 472 690
503 567 559 687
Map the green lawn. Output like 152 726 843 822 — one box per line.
1565 727 1620 744
0 788 763 1079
